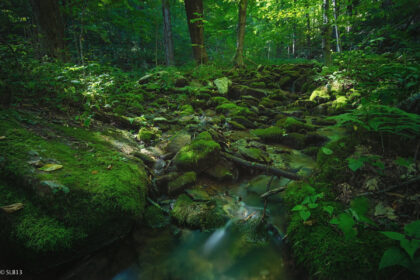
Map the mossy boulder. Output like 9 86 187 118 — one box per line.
276 117 315 133
137 127 160 143
173 132 221 172
251 126 286 142
309 86 331 103
204 159 235 181
214 77 231 95
171 194 227 230
328 96 349 114
215 102 253 118
0 110 148 268
167 171 197 195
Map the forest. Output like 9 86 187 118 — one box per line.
0 0 419 279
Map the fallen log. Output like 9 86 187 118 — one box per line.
222 152 302 181
261 186 287 199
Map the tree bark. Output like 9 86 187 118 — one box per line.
30 0 67 60
162 0 175 66
332 0 341 52
322 0 332 66
233 0 248 67
184 0 208 64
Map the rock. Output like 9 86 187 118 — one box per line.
204 158 235 181
137 127 160 143
247 175 290 197
171 194 227 230
167 171 197 195
231 116 256 128
309 86 331 103
173 131 221 172
215 102 254 118
228 120 246 130
251 126 286 142
214 77 231 95
144 205 169 228
275 117 315 133
175 76 188 87
165 132 191 154
229 85 267 99
185 188 211 201
329 96 349 113
238 146 271 163
0 113 148 268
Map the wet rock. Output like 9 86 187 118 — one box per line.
168 171 197 195
204 158 236 181
185 188 211 201
165 132 191 154
173 131 221 172
171 194 228 230
214 77 231 95
144 205 170 229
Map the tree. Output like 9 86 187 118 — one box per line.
332 0 341 52
184 0 208 64
233 0 248 67
30 0 67 60
162 0 175 66
322 0 332 66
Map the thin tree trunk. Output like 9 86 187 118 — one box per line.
30 0 67 60
184 0 208 64
322 0 332 66
332 0 341 52
305 0 311 58
233 0 248 67
162 0 175 66
292 0 297 57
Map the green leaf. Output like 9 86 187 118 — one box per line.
308 203 318 209
347 157 366 171
330 213 357 239
323 206 334 216
394 157 412 168
350 197 369 216
381 231 405 241
404 220 420 238
321 147 333 155
400 238 420 260
379 247 411 270
38 164 63 172
292 205 305 211
300 210 311 221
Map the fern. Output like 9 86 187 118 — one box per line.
329 104 420 139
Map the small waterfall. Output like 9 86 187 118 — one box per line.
203 220 233 255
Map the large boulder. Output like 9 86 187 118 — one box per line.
0 110 149 270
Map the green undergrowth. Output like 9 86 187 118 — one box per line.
282 135 394 279
0 109 148 262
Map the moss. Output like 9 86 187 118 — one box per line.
309 86 330 103
167 171 197 195
210 96 229 105
137 127 160 143
251 126 286 142
144 205 169 229
259 97 280 108
276 117 315 133
173 134 221 172
195 131 213 141
215 102 252 117
0 110 148 260
228 120 246 130
171 194 227 230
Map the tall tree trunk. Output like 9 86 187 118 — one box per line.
184 0 208 64
30 0 67 60
305 0 311 58
292 0 297 57
162 0 175 66
332 0 341 52
233 0 248 67
322 0 332 66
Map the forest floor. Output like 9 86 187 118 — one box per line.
1 62 419 279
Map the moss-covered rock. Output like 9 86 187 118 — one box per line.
204 159 235 181
0 110 148 267
167 171 197 195
137 127 160 143
251 126 286 142
309 86 331 103
173 132 221 172
276 117 315 133
228 120 246 130
171 194 227 230
215 102 253 118
214 77 231 95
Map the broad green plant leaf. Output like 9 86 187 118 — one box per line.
38 164 63 172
